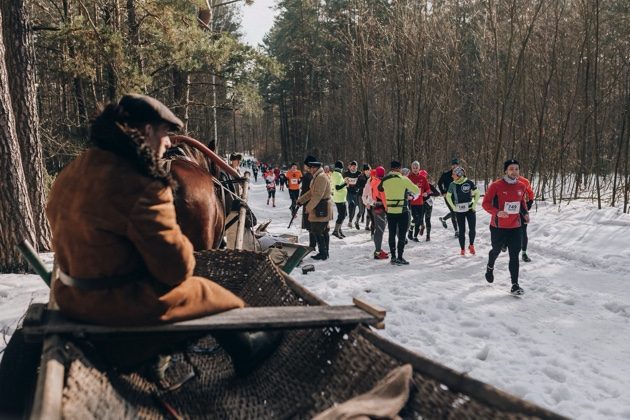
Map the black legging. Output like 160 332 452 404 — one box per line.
387 212 410 259
347 192 358 223
423 203 433 236
455 210 476 250
488 226 522 284
335 202 347 225
410 205 425 237
521 217 529 252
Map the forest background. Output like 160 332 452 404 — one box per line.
0 0 629 271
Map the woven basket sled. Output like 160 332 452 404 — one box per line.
32 250 564 419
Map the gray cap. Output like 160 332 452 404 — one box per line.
118 93 183 131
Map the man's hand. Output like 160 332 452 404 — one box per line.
497 211 509 218
523 213 530 223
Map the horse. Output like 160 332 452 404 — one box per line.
165 135 258 251
164 142 225 250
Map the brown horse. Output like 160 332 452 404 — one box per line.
165 142 226 250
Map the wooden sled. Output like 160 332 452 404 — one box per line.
8 249 565 420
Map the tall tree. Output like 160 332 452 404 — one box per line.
0 8 37 272
1 0 51 250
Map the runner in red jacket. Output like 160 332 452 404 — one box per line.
482 159 530 295
518 175 535 262
407 161 432 241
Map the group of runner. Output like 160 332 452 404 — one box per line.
259 156 534 295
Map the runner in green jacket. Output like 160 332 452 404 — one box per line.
379 161 420 265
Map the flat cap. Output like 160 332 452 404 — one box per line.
118 93 183 131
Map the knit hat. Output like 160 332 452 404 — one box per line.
362 163 371 171
453 166 465 177
419 169 428 178
451 158 459 165
350 160 358 166
375 166 385 178
390 160 401 169
229 153 242 161
334 160 344 170
504 159 520 172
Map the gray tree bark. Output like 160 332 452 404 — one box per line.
1 0 51 250
0 8 37 272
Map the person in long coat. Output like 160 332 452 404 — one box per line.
46 94 279 373
298 159 333 260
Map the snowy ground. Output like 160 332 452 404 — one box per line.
1 177 629 419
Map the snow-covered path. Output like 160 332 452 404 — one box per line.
1 177 629 419
249 178 630 420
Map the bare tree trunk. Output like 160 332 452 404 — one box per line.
0 8 37 271
1 0 51 250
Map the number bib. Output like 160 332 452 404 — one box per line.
455 202 469 212
504 201 520 214
346 178 357 186
291 178 298 184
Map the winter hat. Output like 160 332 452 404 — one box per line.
390 160 401 169
375 166 386 178
451 158 460 165
419 169 428 178
503 159 520 172
229 153 242 161
453 166 465 177
362 163 371 171
334 160 344 170
304 155 318 166
118 93 183 131
350 160 358 166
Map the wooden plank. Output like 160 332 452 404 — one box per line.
23 305 384 338
29 335 64 420
352 297 386 318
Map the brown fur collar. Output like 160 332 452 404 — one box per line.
90 105 173 186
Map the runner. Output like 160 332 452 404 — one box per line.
356 164 371 230
438 158 460 237
362 168 377 235
278 170 286 191
331 160 348 238
364 166 389 259
445 166 480 255
421 171 441 242
379 160 420 265
407 161 431 242
343 161 361 229
286 162 302 213
519 175 535 262
482 159 530 295
264 168 276 207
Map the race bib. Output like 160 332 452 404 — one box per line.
455 202 469 213
291 178 298 184
346 178 357 186
504 201 520 214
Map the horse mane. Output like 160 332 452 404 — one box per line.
164 143 213 175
